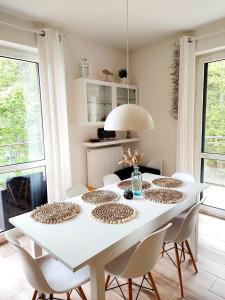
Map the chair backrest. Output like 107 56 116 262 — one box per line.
173 198 205 242
5 231 53 294
147 158 163 175
103 174 121 186
172 172 195 183
66 184 89 198
121 223 171 279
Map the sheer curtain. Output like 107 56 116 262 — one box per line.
176 36 196 175
37 28 71 202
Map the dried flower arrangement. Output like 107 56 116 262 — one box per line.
170 47 180 119
119 148 144 167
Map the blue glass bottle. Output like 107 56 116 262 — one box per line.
131 166 142 196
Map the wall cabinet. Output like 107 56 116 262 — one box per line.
74 78 138 126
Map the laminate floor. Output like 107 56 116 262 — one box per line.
0 213 225 300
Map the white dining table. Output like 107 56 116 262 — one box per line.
9 173 207 300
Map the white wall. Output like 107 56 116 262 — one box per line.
130 17 225 176
130 37 178 176
63 36 126 185
0 11 126 186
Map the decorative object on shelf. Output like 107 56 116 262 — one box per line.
126 130 132 139
170 47 180 119
144 189 184 204
97 128 116 139
119 148 144 196
81 190 119 205
152 177 183 188
91 203 136 223
118 68 128 83
118 180 151 190
104 0 154 131
31 202 80 224
80 58 91 78
102 69 114 81
123 189 133 200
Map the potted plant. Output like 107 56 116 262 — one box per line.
118 68 128 83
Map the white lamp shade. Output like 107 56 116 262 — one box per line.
104 104 154 131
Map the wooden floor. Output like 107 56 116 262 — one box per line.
1 213 225 300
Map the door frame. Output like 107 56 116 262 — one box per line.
195 50 225 218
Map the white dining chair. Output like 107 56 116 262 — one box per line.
5 231 89 300
105 223 171 300
103 174 121 186
147 158 163 175
172 172 195 183
66 184 89 198
162 199 205 298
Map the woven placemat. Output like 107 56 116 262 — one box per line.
152 177 183 188
118 180 151 190
81 190 119 205
91 203 136 224
31 202 80 224
144 189 184 204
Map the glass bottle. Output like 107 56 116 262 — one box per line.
131 165 142 196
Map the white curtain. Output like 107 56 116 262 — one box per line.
37 28 71 202
176 36 196 175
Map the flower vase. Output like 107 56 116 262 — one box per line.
131 166 142 196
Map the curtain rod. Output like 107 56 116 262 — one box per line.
0 20 69 42
0 20 45 36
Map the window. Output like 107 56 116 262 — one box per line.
0 52 47 232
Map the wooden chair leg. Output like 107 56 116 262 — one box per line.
148 272 161 300
49 295 53 300
128 278 133 300
185 240 198 273
105 274 111 290
66 291 71 300
174 242 184 298
161 242 165 258
32 290 38 300
77 286 88 300
181 242 185 261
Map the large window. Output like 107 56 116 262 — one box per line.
0 53 47 232
200 58 225 213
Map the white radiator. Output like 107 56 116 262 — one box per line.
87 146 123 188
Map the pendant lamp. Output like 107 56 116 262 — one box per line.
104 0 154 131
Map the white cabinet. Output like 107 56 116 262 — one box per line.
74 78 138 126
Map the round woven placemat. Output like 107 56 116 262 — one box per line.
81 190 119 205
91 203 136 224
118 180 151 190
144 189 184 204
31 202 80 224
152 177 183 188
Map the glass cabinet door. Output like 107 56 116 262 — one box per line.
116 87 136 106
87 83 112 122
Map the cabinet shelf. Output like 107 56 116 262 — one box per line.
74 78 138 126
83 138 140 148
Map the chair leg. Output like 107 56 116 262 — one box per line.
32 290 38 300
49 295 53 300
181 242 185 261
128 279 133 300
66 292 71 300
185 240 198 273
77 286 88 300
161 242 165 258
105 274 111 290
148 272 161 300
174 242 184 298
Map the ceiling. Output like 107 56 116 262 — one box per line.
1 0 225 49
